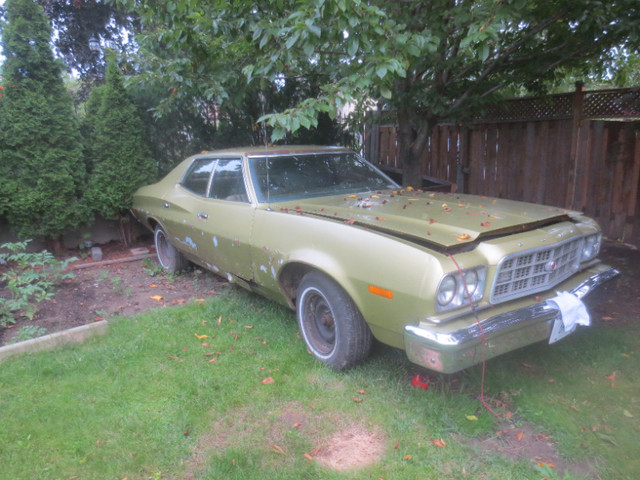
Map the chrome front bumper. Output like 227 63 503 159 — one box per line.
404 265 620 374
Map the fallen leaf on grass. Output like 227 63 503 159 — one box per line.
194 298 205 303
270 444 286 455
516 431 524 442
403 454 412 460
304 453 314 461
356 389 367 394
623 410 633 418
606 372 616 388
262 377 275 385
353 397 363 403
194 333 208 340
293 422 302 428
465 415 478 421
602 316 614 321
208 358 217 363
432 438 447 448
150 295 163 303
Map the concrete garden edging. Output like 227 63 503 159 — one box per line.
0 320 108 363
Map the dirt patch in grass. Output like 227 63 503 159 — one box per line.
313 423 387 471
182 403 386 477
463 421 597 478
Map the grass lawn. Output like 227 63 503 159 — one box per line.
0 286 638 480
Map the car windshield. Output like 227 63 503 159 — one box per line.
249 152 398 203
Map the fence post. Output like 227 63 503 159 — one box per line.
566 82 586 208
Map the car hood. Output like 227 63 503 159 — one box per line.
276 190 574 249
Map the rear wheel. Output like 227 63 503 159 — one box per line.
154 225 188 273
297 271 372 370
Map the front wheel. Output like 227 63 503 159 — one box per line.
154 225 188 273
297 271 372 370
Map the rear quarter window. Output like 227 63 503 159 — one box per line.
180 158 216 195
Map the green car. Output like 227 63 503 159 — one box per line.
132 146 619 373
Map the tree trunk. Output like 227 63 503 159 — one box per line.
397 110 436 188
119 213 134 247
45 235 65 256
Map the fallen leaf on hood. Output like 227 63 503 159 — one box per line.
457 233 471 241
344 218 355 225
481 221 491 227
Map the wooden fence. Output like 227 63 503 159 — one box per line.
366 87 640 245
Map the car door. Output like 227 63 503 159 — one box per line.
189 157 255 280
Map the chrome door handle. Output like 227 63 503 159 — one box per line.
197 212 208 220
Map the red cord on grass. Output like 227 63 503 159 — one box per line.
447 253 502 422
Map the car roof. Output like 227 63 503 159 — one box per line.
191 145 353 159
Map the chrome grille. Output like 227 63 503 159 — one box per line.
491 236 584 303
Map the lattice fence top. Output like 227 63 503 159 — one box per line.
475 87 640 123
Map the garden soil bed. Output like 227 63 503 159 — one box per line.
0 240 638 347
0 241 225 346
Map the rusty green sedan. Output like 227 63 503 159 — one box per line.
132 146 618 373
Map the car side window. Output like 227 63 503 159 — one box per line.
181 158 216 196
209 158 249 202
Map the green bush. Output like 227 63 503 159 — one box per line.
0 241 77 326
